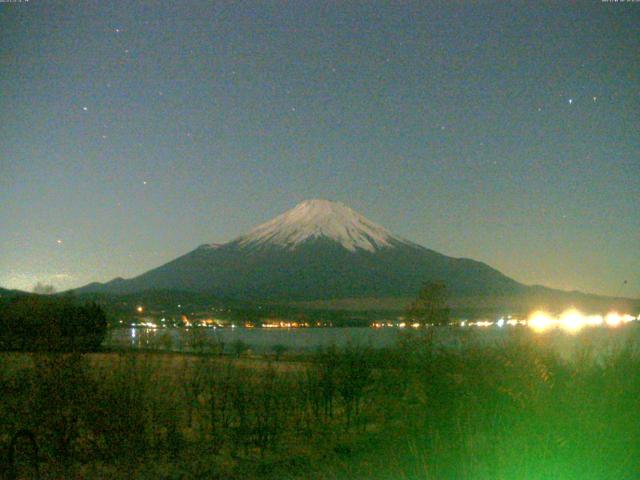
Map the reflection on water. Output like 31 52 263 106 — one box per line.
105 323 640 358
112 326 401 353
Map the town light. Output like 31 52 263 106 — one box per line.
528 311 553 332
558 309 585 333
605 312 622 327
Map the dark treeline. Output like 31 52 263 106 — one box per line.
0 295 107 351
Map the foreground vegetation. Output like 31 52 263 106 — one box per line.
1 326 639 479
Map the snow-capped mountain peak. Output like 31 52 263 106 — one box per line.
235 199 406 252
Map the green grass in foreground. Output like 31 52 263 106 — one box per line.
0 326 639 479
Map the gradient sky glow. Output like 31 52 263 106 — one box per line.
1 1 638 297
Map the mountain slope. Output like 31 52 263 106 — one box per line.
75 199 524 300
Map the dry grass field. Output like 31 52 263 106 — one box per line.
1 326 639 479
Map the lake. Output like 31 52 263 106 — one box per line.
105 323 640 359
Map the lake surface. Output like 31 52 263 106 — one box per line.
105 323 640 359
107 326 401 353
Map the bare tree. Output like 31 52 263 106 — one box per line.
406 281 450 326
33 282 56 295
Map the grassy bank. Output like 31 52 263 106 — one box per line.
1 326 639 479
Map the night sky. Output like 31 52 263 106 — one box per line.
1 1 638 297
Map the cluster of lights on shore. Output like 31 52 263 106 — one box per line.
132 305 637 333
131 305 332 329
524 310 636 333
371 309 638 333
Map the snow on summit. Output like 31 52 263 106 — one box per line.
236 199 406 252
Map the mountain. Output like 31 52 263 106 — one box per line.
74 199 637 312
234 198 410 252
